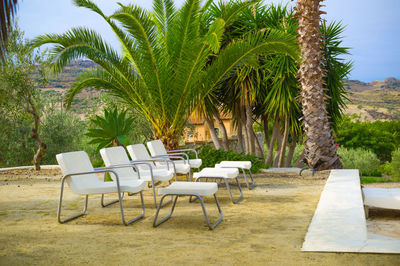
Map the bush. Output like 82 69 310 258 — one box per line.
337 147 380 176
41 109 86 164
388 148 400 178
197 144 266 173
335 117 400 162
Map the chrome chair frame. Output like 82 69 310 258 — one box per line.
58 168 145 225
153 192 223 230
193 176 243 204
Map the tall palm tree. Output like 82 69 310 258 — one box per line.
295 0 342 170
31 0 298 148
0 0 19 62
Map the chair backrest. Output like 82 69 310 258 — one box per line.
56 151 101 194
100 146 138 181
127 144 152 161
147 140 167 157
127 144 155 170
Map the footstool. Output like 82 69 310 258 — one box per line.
193 167 242 203
215 161 255 190
153 182 222 230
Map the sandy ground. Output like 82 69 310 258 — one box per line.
0 169 399 265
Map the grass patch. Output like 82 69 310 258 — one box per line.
360 176 396 184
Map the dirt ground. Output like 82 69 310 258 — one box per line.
0 169 399 265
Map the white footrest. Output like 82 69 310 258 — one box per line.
193 167 239 179
215 161 252 169
158 181 218 196
363 187 400 210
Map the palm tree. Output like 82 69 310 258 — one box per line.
295 0 342 170
31 0 299 149
0 0 19 62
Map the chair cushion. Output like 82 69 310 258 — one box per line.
158 182 218 196
147 140 168 156
138 168 174 182
189 159 202 168
215 161 252 170
193 167 239 179
363 187 400 210
77 180 146 195
100 146 138 181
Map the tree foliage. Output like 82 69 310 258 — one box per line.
31 0 299 148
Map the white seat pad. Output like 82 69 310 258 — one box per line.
363 187 400 210
189 158 202 168
138 168 174 182
193 167 239 179
215 161 252 169
74 180 145 195
158 182 218 197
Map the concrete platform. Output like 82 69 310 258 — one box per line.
302 169 400 253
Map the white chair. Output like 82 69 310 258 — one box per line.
193 167 243 203
100 146 174 207
153 181 223 230
146 140 193 180
362 187 400 218
56 151 145 225
215 161 255 189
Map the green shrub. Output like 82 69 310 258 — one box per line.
389 148 400 178
197 144 266 173
337 147 380 176
290 144 304 167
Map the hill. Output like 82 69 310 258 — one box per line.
345 78 400 121
41 60 400 121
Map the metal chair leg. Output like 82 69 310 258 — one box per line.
101 192 124 207
153 195 179 227
57 179 88 223
197 194 223 230
223 177 243 204
119 191 146 225
154 193 223 230
247 169 256 189
242 168 255 190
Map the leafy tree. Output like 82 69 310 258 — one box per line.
0 23 48 170
40 107 86 164
86 108 134 151
31 0 298 149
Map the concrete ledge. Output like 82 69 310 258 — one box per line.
302 169 400 253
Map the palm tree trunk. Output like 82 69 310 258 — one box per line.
262 114 269 150
265 119 279 165
241 106 250 154
245 99 255 155
205 116 222 150
273 126 283 167
294 148 306 168
296 0 342 170
236 118 244 153
278 115 289 167
251 127 264 157
285 134 297 167
214 113 229 150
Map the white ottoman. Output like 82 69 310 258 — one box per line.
193 167 242 203
154 182 222 230
362 187 400 217
215 161 255 189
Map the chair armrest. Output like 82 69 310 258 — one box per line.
152 155 188 164
165 152 190 163
98 163 144 180
62 168 123 191
167 148 198 159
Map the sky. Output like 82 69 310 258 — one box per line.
17 0 400 82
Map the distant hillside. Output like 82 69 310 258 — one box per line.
344 78 400 121
40 60 400 121
40 60 100 115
